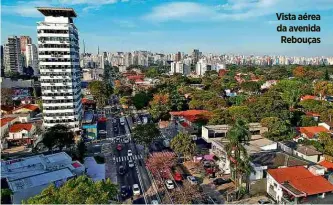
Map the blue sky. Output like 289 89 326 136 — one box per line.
2 0 333 56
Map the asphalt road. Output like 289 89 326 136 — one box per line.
85 95 161 204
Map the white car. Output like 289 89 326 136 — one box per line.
123 138 130 143
133 184 140 195
128 159 134 168
128 149 133 157
187 176 198 185
165 180 174 189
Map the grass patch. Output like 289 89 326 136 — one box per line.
94 156 105 164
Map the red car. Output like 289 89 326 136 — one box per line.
173 172 182 182
117 144 122 151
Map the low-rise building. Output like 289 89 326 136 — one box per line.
267 166 333 204
250 151 309 181
318 121 333 131
1 117 19 138
170 110 211 135
295 126 330 142
210 135 277 175
8 123 36 145
1 152 85 204
278 141 323 163
202 123 268 143
300 95 319 101
12 104 39 117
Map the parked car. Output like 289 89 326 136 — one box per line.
187 176 198 184
133 184 140 195
121 185 130 197
173 172 182 182
128 159 134 168
119 166 126 175
165 180 174 189
128 149 133 157
213 178 231 185
117 144 122 151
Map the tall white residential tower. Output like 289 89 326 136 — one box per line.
37 7 82 130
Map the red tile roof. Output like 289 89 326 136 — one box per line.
180 122 190 128
127 75 145 81
301 95 317 100
268 166 333 196
297 126 329 139
170 110 210 122
306 112 321 117
319 160 333 170
82 98 95 104
13 104 39 112
9 123 33 133
0 117 17 127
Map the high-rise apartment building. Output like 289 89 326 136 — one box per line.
192 49 200 64
20 36 32 54
37 7 82 129
25 44 39 75
3 36 23 74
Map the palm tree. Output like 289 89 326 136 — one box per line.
224 119 253 196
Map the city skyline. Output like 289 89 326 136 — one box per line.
2 0 333 56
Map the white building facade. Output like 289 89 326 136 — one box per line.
37 7 82 129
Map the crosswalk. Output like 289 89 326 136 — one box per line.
110 154 143 163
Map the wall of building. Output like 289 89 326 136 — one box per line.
293 151 321 163
266 173 283 203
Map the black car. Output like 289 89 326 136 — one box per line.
119 166 126 175
213 178 231 185
120 185 130 197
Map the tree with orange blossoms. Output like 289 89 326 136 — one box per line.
146 152 176 178
148 93 171 120
293 66 307 78
315 81 333 100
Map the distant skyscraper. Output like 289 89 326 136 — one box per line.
25 44 39 75
175 51 181 62
37 7 82 130
3 36 23 74
192 49 200 64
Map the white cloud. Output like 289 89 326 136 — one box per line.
2 0 128 17
144 0 333 22
143 2 213 22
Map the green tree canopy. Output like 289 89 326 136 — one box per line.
260 117 291 141
170 133 197 160
42 124 74 151
23 175 118 204
88 81 113 108
132 91 151 110
132 123 161 148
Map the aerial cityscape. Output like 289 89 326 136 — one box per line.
1 0 333 204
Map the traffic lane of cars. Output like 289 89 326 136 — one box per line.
115 140 142 201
